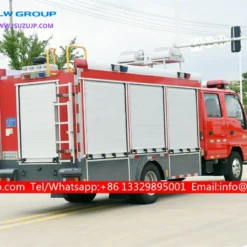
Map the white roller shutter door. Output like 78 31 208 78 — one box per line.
84 80 127 157
167 87 199 151
129 84 165 152
19 82 57 162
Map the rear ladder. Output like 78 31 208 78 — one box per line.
54 82 75 163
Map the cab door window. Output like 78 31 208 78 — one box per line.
204 93 222 118
224 94 246 129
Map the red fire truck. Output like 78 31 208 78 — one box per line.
0 46 246 204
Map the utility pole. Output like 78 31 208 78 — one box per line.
174 0 181 71
239 29 247 103
9 0 13 28
174 0 182 71
175 0 180 44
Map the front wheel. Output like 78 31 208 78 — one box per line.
64 193 97 203
224 151 243 181
127 162 161 205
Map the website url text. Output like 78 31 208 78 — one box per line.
0 23 54 29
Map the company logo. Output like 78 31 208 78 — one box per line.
0 11 56 17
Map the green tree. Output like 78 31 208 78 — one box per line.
45 37 84 69
0 29 52 70
56 37 84 69
229 72 247 112
0 29 83 70
228 73 247 109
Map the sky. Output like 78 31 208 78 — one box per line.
0 0 247 82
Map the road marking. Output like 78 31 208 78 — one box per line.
0 202 117 230
0 205 89 225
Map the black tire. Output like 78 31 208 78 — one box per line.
64 193 96 203
126 194 139 204
224 151 243 181
128 162 161 205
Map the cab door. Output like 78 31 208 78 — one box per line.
224 94 247 159
203 92 228 159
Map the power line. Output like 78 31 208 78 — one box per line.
63 0 231 31
36 0 228 36
58 0 227 33
83 0 247 29
41 0 226 36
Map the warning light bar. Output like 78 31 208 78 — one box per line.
21 63 58 80
207 80 229 89
37 71 45 78
177 72 191 79
111 64 128 73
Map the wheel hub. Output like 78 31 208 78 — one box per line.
232 158 241 178
144 171 157 196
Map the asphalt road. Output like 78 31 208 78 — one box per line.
1 169 247 247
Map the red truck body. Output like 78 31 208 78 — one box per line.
0 57 245 204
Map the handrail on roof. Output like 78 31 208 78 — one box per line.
66 45 87 73
46 48 57 76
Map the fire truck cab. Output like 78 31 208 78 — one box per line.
200 80 246 180
0 46 246 204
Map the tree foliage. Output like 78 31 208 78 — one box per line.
0 29 52 70
55 37 84 69
228 73 247 108
43 36 84 69
0 29 82 70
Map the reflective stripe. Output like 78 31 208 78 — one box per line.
171 173 199 179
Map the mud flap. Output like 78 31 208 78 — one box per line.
220 159 229 175
51 168 83 199
212 159 228 176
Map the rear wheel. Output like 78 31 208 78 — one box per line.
127 162 161 205
224 151 243 181
64 193 97 203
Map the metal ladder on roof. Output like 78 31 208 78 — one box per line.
54 82 75 163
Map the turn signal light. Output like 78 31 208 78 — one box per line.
23 74 30 79
0 177 13 181
63 177 79 181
